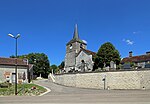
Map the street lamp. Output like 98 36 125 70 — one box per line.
8 33 20 95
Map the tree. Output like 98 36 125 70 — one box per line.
95 42 121 69
32 53 50 78
10 53 50 78
10 55 16 58
58 61 65 70
50 64 59 74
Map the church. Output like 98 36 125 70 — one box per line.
64 24 96 73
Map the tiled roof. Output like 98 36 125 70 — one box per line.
76 48 96 57
121 54 150 63
67 38 86 45
82 48 96 56
0 57 28 66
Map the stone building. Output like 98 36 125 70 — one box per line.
64 24 96 73
121 51 150 69
0 57 33 83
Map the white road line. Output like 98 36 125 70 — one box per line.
34 81 51 96
38 85 51 96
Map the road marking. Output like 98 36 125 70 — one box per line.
34 80 51 96
39 85 51 96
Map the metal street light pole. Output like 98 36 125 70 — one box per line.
8 33 20 95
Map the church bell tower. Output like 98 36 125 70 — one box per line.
64 24 87 72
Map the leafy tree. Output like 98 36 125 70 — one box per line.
10 55 16 58
10 53 50 78
58 61 65 70
94 42 121 69
50 64 59 74
32 53 50 78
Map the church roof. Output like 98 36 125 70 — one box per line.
76 48 96 57
67 24 86 45
73 24 79 39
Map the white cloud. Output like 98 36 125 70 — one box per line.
133 32 137 34
82 40 87 44
133 31 141 34
126 39 134 45
123 39 134 45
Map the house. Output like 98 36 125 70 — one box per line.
64 24 96 73
121 51 150 69
0 57 33 83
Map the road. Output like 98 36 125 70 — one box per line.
0 79 150 104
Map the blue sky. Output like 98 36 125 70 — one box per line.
0 0 150 65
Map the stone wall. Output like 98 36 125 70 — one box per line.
76 51 94 71
54 69 150 89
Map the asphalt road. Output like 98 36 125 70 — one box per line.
0 79 150 104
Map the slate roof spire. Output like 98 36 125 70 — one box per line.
66 24 87 45
73 24 79 39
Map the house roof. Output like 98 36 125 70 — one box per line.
76 48 96 57
121 54 150 63
67 24 86 45
0 57 28 66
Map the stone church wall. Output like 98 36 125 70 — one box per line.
54 69 150 90
76 51 94 71
65 51 76 72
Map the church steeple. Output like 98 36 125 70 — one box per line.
66 24 87 45
73 24 79 39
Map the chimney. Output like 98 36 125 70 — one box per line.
129 51 132 57
146 51 150 55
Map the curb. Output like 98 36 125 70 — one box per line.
34 82 51 96
38 85 51 96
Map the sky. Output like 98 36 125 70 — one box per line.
0 0 150 65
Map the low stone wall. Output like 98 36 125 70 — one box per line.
54 69 150 89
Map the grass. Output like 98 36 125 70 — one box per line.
0 83 47 96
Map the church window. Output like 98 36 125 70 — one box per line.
70 44 72 49
80 44 83 48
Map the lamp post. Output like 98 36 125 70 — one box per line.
8 33 20 95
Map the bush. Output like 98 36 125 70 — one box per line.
0 82 11 88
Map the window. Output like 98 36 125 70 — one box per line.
80 44 83 48
70 44 72 49
18 73 22 79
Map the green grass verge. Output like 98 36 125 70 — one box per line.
0 83 47 96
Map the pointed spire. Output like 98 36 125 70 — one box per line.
66 24 87 45
73 24 79 39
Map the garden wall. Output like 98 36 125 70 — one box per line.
54 69 150 89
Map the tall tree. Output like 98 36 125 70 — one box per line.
10 53 50 78
95 42 121 69
32 53 50 78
